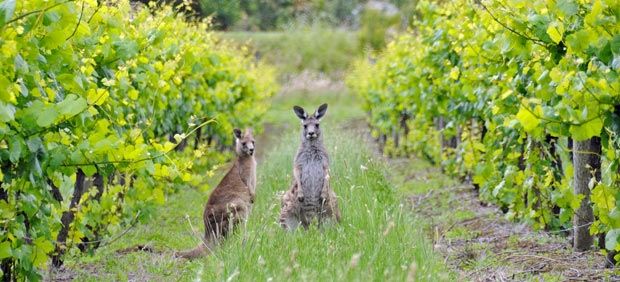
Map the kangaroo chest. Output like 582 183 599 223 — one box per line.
297 149 328 200
236 158 256 191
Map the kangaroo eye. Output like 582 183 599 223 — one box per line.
316 124 320 128
242 142 247 146
304 124 307 129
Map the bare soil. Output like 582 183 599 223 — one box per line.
395 156 615 281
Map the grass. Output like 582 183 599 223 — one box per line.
61 89 450 281
263 89 364 125
218 26 359 77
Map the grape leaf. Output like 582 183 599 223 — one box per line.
606 229 620 251
81 165 97 177
0 0 15 27
87 89 109 106
516 105 542 132
570 117 603 141
36 106 59 127
546 23 564 44
0 241 11 259
58 94 88 117
8 136 22 163
611 35 620 56
0 101 15 122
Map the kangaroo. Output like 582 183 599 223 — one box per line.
175 128 256 258
280 104 341 230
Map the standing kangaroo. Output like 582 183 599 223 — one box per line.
175 128 256 258
280 104 341 230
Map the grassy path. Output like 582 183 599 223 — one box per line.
61 89 450 281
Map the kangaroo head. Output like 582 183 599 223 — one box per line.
234 128 255 157
293 103 328 141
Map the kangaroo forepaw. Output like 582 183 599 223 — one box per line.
297 195 305 202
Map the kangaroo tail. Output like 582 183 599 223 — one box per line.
116 244 156 255
174 242 212 259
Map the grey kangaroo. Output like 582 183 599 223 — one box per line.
280 103 341 230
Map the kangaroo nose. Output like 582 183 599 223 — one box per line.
248 148 254 154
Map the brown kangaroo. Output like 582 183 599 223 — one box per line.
280 104 340 230
175 128 256 258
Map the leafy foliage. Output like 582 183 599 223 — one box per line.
208 0 397 31
198 0 240 29
349 0 620 258
358 7 400 51
219 27 359 76
0 0 276 279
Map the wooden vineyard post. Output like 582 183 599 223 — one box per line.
573 137 601 251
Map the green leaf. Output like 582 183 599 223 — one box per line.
81 165 97 177
57 94 87 117
87 89 109 106
449 67 460 80
128 89 139 100
0 0 16 27
611 35 620 56
585 0 603 26
598 41 613 65
57 74 83 93
153 188 165 204
0 101 15 122
14 54 29 74
546 22 564 44
516 105 542 132
549 67 562 83
556 0 578 18
8 136 22 163
570 117 603 141
34 237 54 253
36 106 59 127
0 241 11 259
113 39 139 59
566 30 592 54
31 247 48 268
606 229 620 250
42 27 69 49
26 137 43 154
57 175 73 206
0 75 13 103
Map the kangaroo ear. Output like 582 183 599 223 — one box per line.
315 103 328 120
293 106 308 120
233 128 242 139
244 128 253 136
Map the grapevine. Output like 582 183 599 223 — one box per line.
0 0 276 279
349 0 620 264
